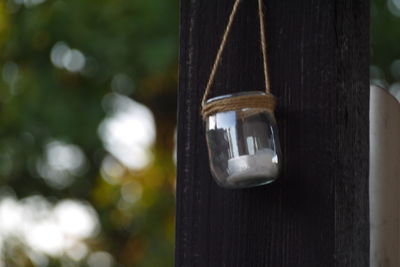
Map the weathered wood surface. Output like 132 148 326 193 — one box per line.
176 0 369 266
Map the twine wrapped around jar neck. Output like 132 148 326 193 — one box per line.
201 0 276 120
202 93 276 120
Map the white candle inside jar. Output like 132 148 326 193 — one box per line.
227 148 279 186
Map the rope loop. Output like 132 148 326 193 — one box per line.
201 0 274 120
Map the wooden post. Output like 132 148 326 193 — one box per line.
176 1 369 266
370 86 400 267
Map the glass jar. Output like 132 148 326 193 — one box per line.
205 91 281 189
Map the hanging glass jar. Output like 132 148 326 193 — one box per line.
204 91 281 188
201 0 281 189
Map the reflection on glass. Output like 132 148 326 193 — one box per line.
205 91 281 189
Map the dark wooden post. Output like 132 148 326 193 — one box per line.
176 0 369 266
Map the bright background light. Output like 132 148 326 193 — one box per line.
98 93 156 170
0 195 99 263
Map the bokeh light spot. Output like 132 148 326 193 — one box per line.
121 181 143 204
62 49 86 72
0 196 99 260
99 93 156 170
387 0 400 16
101 155 125 185
2 61 18 85
36 140 87 189
14 0 46 8
50 42 69 68
54 200 100 239
50 42 86 72
66 242 89 262
87 251 114 267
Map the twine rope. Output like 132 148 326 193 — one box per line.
201 0 242 107
202 94 276 119
258 0 270 92
201 0 274 119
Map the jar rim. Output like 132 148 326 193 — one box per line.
206 91 268 104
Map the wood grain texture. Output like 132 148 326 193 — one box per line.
176 0 369 266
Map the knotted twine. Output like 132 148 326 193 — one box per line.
201 0 276 120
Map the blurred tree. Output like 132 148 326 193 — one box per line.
0 0 178 266
371 0 400 97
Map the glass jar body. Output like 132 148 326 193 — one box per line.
205 91 281 189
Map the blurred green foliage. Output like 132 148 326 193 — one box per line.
0 0 178 266
371 0 400 90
